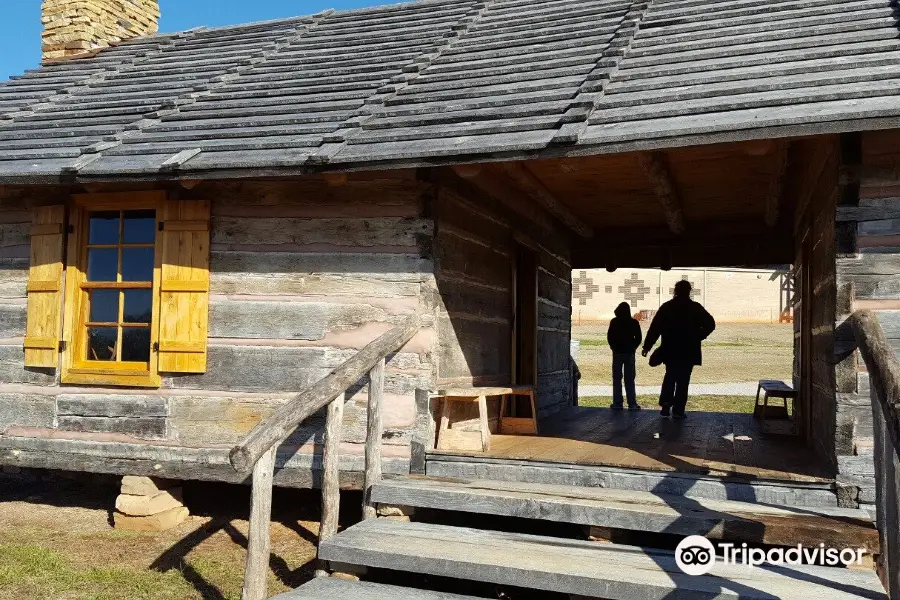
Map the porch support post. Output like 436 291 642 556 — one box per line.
637 152 686 235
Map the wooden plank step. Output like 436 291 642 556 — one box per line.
425 454 840 507
373 476 879 551
272 577 483 599
319 520 888 600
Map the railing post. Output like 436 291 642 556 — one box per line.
241 445 277 600
872 387 900 598
363 357 385 520
316 394 344 577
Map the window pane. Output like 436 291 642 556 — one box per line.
121 247 154 282
89 289 119 324
121 328 150 362
87 327 117 361
123 210 156 244
88 211 120 245
123 289 152 323
87 248 118 281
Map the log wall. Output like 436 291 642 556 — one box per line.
834 128 900 510
791 136 840 472
811 143 840 471
432 178 574 421
0 174 437 485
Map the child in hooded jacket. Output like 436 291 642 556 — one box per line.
607 302 642 410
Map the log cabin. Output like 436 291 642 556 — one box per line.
3 1 900 597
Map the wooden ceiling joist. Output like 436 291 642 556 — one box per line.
323 172 349 186
765 143 789 228
496 162 593 238
636 152 686 235
441 167 560 237
454 164 483 179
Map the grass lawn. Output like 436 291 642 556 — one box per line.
574 322 793 386
579 395 755 414
0 475 322 600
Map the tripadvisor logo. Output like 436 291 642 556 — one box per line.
675 536 868 575
676 536 716 575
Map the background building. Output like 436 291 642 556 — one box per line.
572 267 792 324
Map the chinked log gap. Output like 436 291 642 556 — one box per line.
636 152 686 236
765 143 789 228
450 163 593 239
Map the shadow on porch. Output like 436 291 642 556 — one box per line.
435 406 832 484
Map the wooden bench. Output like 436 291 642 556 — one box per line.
434 386 536 452
754 380 799 435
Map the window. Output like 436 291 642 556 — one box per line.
83 211 156 362
23 192 211 387
63 197 163 387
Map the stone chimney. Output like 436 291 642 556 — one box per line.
41 0 160 61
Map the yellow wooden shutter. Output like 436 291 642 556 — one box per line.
158 198 211 373
24 205 66 367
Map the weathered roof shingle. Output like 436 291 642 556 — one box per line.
1 0 899 181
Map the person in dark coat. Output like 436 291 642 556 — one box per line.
607 302 643 410
641 280 716 419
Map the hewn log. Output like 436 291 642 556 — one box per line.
57 416 166 439
241 446 276 600
765 143 789 228
0 436 413 490
363 358 385 520
228 317 418 474
636 152 686 235
496 162 593 238
318 395 344 576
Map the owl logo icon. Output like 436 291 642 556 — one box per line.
676 536 716 576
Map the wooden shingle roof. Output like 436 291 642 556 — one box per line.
1 0 899 182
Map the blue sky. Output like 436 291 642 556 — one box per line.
1 0 402 80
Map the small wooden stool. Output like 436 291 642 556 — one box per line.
498 385 538 435
434 386 536 452
754 380 799 435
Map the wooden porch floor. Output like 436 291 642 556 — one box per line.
439 406 831 483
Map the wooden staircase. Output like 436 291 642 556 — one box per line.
237 311 900 599
278 475 885 599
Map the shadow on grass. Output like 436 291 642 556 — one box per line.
147 483 332 599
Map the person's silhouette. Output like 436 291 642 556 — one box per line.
607 302 642 410
641 280 715 419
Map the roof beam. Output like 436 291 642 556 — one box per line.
496 162 593 238
765 143 789 228
636 152 686 235
442 167 560 237
323 172 349 186
454 164 483 179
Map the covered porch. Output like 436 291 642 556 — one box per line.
433 132 841 490
433 406 830 485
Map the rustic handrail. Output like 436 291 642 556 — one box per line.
233 317 419 600
229 317 419 474
847 310 900 598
